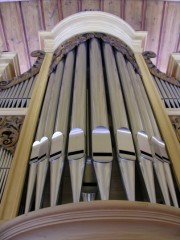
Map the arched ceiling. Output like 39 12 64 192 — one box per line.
0 0 179 74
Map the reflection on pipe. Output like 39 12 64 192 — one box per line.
103 42 135 201
90 38 113 200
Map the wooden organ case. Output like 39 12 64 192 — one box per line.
0 12 180 240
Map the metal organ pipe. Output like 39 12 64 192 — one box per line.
115 51 156 203
67 43 87 203
25 71 56 213
137 72 178 207
49 50 75 206
126 62 178 207
90 38 113 200
103 43 136 201
127 62 170 206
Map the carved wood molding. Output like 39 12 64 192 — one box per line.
50 33 140 74
142 51 180 87
0 51 45 90
169 115 180 143
0 116 24 154
0 201 180 240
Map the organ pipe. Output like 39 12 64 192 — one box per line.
115 51 156 203
67 43 87 203
103 42 135 201
90 38 113 200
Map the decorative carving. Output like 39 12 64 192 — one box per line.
169 115 180 143
0 116 24 154
0 51 45 90
142 51 180 87
50 33 140 74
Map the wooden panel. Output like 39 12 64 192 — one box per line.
81 0 100 11
0 0 179 74
61 0 79 19
0 8 8 51
42 0 60 31
125 0 142 31
103 0 122 17
0 32 6 51
144 0 164 65
0 2 29 73
1 201 180 240
21 1 42 66
157 2 180 72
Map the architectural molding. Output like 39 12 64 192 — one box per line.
0 108 27 116
0 201 180 240
39 11 147 54
166 53 180 81
0 52 20 82
167 108 180 116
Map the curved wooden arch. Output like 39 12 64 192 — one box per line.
39 11 147 54
0 201 180 240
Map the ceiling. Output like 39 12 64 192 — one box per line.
0 0 179 74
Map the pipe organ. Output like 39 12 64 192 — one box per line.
0 12 180 240
14 34 178 215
